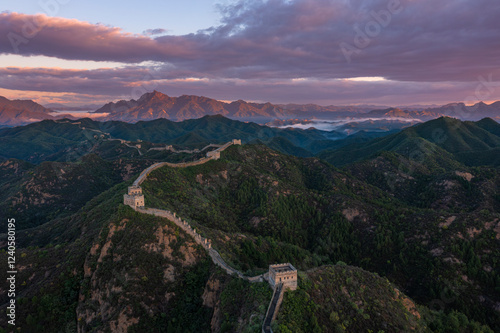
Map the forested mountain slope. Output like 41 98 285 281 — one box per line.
141 144 499 330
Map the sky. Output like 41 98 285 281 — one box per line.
1 0 500 107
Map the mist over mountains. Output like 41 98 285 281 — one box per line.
92 91 500 122
1 91 499 127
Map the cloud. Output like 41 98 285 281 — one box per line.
1 0 500 105
0 12 194 63
143 28 169 36
0 66 494 106
2 1 500 82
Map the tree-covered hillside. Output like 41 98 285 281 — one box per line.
0 117 499 332
0 115 406 164
142 144 499 330
319 117 500 167
0 116 334 163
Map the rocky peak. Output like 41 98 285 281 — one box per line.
138 90 170 103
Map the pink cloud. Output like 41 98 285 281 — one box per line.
1 0 500 105
1 1 500 83
1 66 497 106
0 12 194 62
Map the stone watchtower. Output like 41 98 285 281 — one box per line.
123 186 145 210
269 263 297 290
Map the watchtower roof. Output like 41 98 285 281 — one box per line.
270 263 296 274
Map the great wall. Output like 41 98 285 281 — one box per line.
55 119 233 159
147 143 223 154
123 140 297 332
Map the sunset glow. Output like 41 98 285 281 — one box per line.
1 0 500 106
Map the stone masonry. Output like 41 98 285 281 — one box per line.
123 186 145 209
268 263 298 291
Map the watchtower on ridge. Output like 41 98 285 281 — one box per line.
123 186 145 210
269 263 297 290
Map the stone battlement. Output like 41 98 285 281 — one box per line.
263 264 297 332
123 194 144 209
127 186 142 196
269 263 297 291
132 139 241 187
124 185 145 209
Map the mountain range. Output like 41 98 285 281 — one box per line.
94 91 500 122
94 90 287 121
0 96 56 126
2 115 499 167
319 116 500 167
1 91 499 127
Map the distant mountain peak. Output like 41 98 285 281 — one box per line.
436 115 460 122
231 100 246 105
477 117 499 124
0 96 55 126
138 90 169 102
385 107 404 112
441 102 466 107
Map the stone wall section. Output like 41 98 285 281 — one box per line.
122 139 293 332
